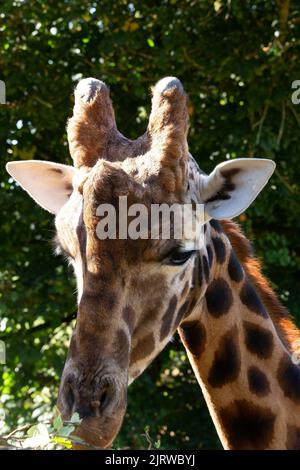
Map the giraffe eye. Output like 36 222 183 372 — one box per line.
165 248 196 266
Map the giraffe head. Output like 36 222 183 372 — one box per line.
6 77 275 448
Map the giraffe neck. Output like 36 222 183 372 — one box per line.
178 223 300 450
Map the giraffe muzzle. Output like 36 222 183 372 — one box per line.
57 368 128 449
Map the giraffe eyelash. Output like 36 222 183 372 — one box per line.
163 243 196 266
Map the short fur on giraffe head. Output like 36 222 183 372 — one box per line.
6 76 276 449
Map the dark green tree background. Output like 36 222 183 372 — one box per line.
0 0 299 449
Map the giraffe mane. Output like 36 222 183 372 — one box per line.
221 219 300 353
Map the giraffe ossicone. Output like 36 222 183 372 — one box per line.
6 77 300 450
74 77 107 103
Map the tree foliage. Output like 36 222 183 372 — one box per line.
0 0 299 449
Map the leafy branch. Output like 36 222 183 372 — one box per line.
0 311 76 341
0 410 84 450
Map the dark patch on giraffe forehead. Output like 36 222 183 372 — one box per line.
49 167 63 174
247 366 270 397
205 278 233 317
228 250 244 283
219 399 275 449
208 325 241 388
240 279 268 318
80 164 152 260
82 206 187 267
243 321 274 359
84 161 135 203
286 425 300 450
79 162 190 264
85 157 184 208
277 355 300 404
179 320 206 358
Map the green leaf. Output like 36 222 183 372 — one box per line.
53 414 63 431
27 423 48 437
58 425 75 437
70 412 81 424
23 424 50 448
147 38 155 48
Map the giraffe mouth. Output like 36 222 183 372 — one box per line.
71 409 127 450
72 382 127 449
57 367 128 449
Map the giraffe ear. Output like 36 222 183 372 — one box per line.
201 158 276 220
6 160 76 215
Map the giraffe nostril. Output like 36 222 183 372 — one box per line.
99 388 109 410
65 383 75 412
60 375 117 419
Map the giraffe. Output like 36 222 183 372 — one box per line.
6 76 300 450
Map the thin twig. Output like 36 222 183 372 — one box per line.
182 46 204 71
255 102 269 145
141 430 154 450
33 96 53 109
287 100 300 129
281 39 300 54
277 0 290 33
0 311 76 341
277 100 286 148
275 169 297 194
4 423 31 439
